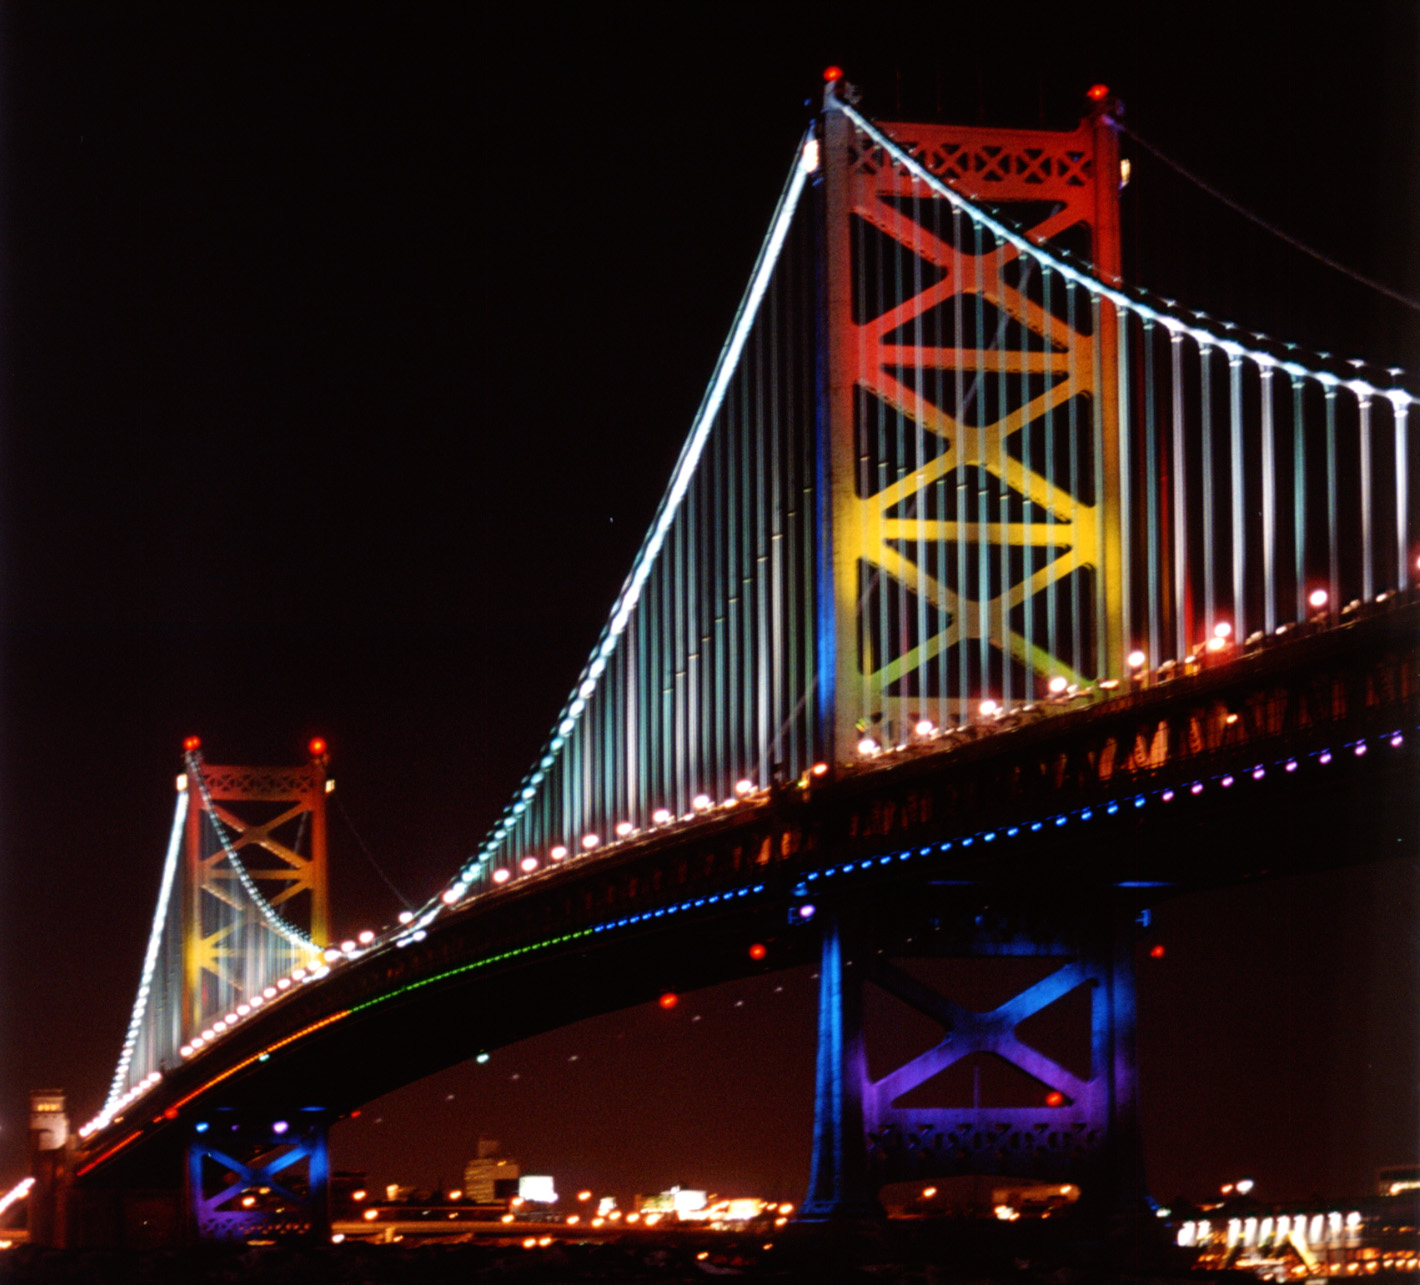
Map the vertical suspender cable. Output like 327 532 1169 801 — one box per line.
974 216 990 710
912 175 930 729
1228 353 1246 640
766 257 784 780
996 235 1011 709
954 205 969 717
755 293 770 780
1260 365 1276 635
1200 347 1216 635
1325 385 1339 618
1021 260 1035 698
1044 265 1059 681
1142 317 1160 668
1292 376 1307 622
1090 293 1106 680
625 618 637 827
1117 311 1133 666
1359 394 1374 603
1170 332 1187 661
686 442 702 800
1393 396 1410 593
1068 283 1082 679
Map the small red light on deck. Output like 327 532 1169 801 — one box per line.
1087 83 1110 102
823 66 844 83
183 736 201 752
748 943 767 961
1045 1091 1065 1107
1149 943 1166 959
309 737 328 758
658 992 678 1010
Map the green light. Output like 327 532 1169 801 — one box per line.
346 928 596 1016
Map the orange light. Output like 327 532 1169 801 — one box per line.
1087 83 1110 101
1045 1091 1065 1107
749 943 767 961
1150 943 1166 959
183 736 202 752
308 737 327 758
823 66 844 83
658 992 678 1010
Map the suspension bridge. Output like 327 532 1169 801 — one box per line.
30 74 1420 1247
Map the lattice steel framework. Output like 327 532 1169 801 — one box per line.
187 1111 331 1241
100 751 329 1128
817 96 1124 757
183 757 330 1037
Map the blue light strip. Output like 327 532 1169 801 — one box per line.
797 729 1409 885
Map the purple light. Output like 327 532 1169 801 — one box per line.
1252 767 1265 780
1354 742 1367 756
1285 759 1298 772
1190 782 1204 795
1161 789 1175 803
1221 775 1234 788
1391 734 1404 748
273 1121 289 1135
798 904 816 920
1319 750 1332 765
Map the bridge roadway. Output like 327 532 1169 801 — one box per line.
76 599 1420 1193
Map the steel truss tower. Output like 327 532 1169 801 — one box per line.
806 79 1141 1220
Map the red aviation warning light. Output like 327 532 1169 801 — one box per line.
308 737 329 763
1086 83 1110 102
1045 1091 1066 1107
658 992 678 1010
1149 943 1166 959
748 943 767 961
823 66 844 83
183 736 202 753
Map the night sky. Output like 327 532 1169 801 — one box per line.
1 3 1417 1211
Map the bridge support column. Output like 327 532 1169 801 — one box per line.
802 907 881 1219
802 893 1148 1221
27 1090 71 1248
186 1109 330 1242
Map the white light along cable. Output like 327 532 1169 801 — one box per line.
426 129 817 911
103 790 188 1114
835 99 1417 411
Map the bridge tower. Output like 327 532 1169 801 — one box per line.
177 742 333 1241
815 77 1124 761
805 77 1142 1220
182 742 330 1039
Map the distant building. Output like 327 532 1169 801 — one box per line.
462 1139 520 1203
1175 1192 1420 1277
640 1186 707 1217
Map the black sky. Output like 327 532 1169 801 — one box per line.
0 3 1416 1209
